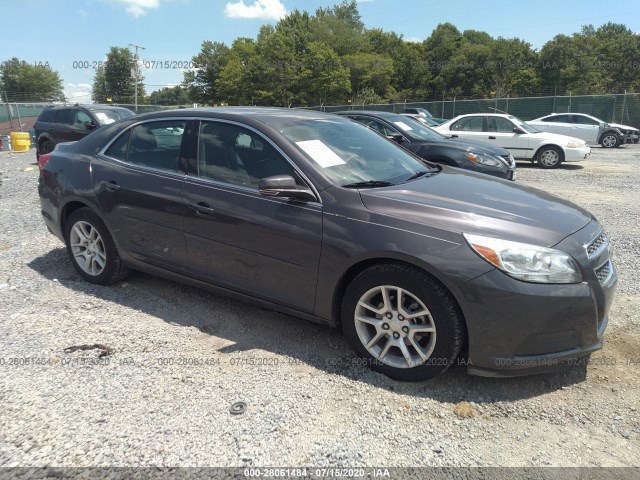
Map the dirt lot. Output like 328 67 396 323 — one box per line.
0 145 638 470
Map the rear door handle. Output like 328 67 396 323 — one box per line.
188 202 215 215
100 180 120 191
488 136 497 140
451 135 458 138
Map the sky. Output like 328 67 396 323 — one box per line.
1 0 639 103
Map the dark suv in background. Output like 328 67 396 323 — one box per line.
34 104 134 157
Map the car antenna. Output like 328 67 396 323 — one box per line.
488 107 509 115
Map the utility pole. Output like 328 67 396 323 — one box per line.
129 43 145 112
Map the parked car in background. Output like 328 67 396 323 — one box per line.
528 113 639 148
336 110 516 180
402 107 447 124
436 113 591 169
38 107 615 380
402 107 433 118
402 113 442 127
34 104 135 158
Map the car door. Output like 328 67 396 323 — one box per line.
69 109 93 141
485 116 532 159
535 114 574 137
571 115 600 144
447 116 487 142
182 119 323 313
90 119 190 274
52 108 73 144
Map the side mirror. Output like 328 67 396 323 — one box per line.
386 133 405 144
84 120 97 130
258 175 316 202
513 127 526 134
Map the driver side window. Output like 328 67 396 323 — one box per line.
197 121 303 189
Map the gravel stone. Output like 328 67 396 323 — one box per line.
0 146 639 467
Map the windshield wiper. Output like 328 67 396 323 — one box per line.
343 180 396 189
405 169 438 181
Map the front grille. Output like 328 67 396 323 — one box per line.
586 230 609 259
595 261 612 284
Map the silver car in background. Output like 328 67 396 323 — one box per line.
528 113 638 148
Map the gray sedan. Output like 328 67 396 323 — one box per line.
37 107 616 380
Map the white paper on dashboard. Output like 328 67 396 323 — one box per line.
95 112 115 124
393 121 413 131
296 140 346 168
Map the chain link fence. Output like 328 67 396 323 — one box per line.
305 93 640 127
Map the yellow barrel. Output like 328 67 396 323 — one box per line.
10 132 31 152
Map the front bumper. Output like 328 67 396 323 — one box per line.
460 221 616 377
564 145 591 162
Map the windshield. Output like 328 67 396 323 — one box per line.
397 116 446 141
509 115 540 133
91 108 135 125
273 117 436 187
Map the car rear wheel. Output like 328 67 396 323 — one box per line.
600 132 620 148
64 208 130 285
341 263 465 381
40 139 55 155
537 146 563 169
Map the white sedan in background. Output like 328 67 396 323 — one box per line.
528 113 639 148
436 113 591 169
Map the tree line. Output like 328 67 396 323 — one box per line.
1 1 639 106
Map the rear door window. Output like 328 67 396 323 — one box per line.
54 109 72 125
451 116 484 132
122 121 186 172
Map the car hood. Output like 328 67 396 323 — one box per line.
359 167 593 247
410 138 510 157
607 122 638 132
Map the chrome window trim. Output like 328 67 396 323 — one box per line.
99 116 322 204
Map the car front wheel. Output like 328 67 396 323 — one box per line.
341 263 465 381
600 132 620 148
537 146 563 169
64 208 130 285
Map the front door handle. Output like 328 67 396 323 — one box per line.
488 136 497 140
188 202 215 215
100 180 120 191
451 134 458 138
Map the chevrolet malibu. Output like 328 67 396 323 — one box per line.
38 108 616 380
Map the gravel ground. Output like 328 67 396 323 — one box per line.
0 145 639 469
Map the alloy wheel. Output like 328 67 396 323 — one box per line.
69 221 107 276
354 285 436 369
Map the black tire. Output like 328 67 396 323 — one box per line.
40 139 55 155
341 263 465 381
536 145 564 169
599 132 620 148
64 208 130 285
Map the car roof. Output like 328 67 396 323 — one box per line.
334 110 403 119
41 104 131 111
128 106 335 124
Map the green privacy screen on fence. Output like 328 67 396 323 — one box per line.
2 94 638 134
304 93 640 127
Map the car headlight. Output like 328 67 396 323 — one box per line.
464 152 505 168
566 140 585 148
464 234 582 283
